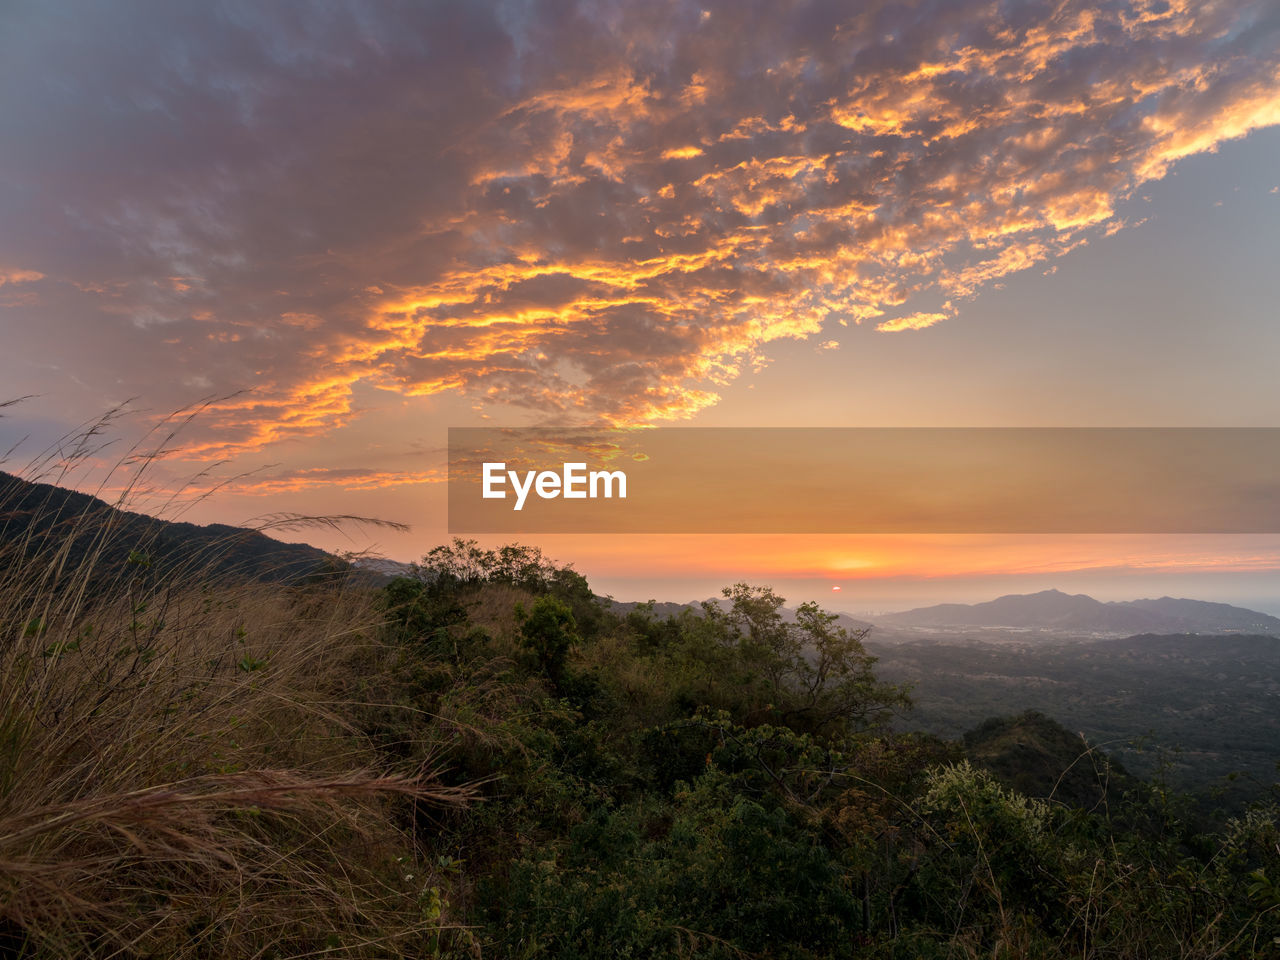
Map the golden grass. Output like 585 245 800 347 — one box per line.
0 406 472 958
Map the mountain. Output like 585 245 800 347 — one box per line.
875 588 1280 636
963 710 1137 811
606 598 705 619
0 470 336 585
872 632 1280 810
1125 596 1280 633
607 596 874 634
351 556 416 580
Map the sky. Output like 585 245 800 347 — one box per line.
2 0 1280 612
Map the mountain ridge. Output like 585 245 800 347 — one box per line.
872 587 1280 636
0 470 337 584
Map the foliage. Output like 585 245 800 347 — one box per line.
361 542 1280 958
517 594 579 686
0 448 471 958
3 455 1277 960
495 770 859 959
876 634 1280 812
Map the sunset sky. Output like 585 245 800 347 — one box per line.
3 0 1280 611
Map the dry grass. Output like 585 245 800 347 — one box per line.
0 406 472 958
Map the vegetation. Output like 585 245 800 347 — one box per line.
0 422 466 958
368 539 1279 959
1 424 1277 956
875 635 1280 811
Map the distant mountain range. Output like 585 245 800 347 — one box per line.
351 556 415 578
610 589 1280 639
608 597 876 634
872 588 1280 636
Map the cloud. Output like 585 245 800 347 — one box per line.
1 0 1277 453
876 312 949 333
133 465 448 499
0 267 44 307
218 466 447 496
0 268 43 287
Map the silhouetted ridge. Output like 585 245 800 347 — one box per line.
0 470 335 586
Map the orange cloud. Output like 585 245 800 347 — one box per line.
876 312 948 333
3 1 1278 455
661 146 704 159
217 466 446 496
0 267 43 287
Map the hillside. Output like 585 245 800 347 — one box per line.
873 632 1280 809
0 470 336 585
963 710 1138 812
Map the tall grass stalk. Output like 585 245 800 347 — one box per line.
0 405 469 957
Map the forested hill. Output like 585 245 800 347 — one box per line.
0 470 334 584
370 542 1280 957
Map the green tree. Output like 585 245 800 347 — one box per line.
518 594 579 686
706 583 908 737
